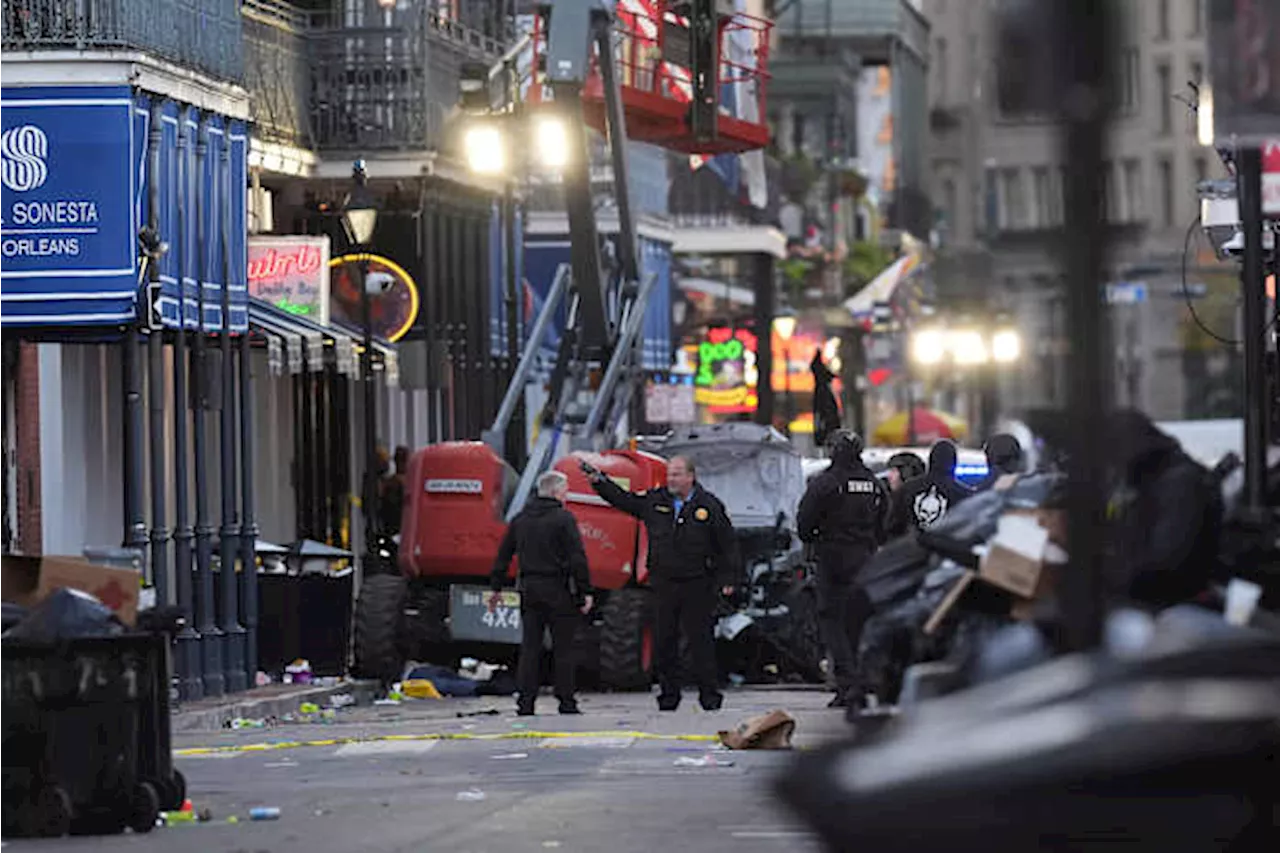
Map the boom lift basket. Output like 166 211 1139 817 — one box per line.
529 0 773 154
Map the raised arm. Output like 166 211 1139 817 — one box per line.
589 475 650 519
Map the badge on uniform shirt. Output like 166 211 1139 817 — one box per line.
694 507 710 521
847 479 876 494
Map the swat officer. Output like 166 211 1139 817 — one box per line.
583 456 741 711
796 430 889 709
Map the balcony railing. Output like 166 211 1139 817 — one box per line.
242 0 311 146
305 5 502 152
2 0 244 84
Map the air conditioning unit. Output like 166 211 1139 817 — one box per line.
249 185 275 234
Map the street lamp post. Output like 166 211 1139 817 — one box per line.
342 161 381 577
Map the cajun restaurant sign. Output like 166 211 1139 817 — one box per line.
248 235 331 325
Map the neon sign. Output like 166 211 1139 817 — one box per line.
691 326 759 414
248 236 331 325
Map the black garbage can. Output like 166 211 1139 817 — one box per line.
1 630 185 838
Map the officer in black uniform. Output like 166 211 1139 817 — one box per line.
797 430 889 709
583 455 741 711
490 470 593 716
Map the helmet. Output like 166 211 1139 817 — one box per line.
828 429 865 464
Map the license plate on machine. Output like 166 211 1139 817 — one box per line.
449 586 522 643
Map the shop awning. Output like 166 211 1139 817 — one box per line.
842 253 924 320
248 299 397 386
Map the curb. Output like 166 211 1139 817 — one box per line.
171 680 382 733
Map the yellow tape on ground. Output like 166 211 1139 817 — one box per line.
174 729 719 757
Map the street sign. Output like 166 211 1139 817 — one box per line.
1106 282 1148 305
1263 140 1280 218
1208 0 1280 145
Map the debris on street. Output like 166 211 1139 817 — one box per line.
491 752 529 760
249 807 281 821
674 754 736 768
718 710 797 750
456 789 487 802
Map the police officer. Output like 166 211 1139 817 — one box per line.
797 430 888 709
583 456 741 711
490 470 593 717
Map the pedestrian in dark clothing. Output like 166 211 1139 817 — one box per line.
797 430 889 709
584 455 741 711
812 352 842 449
1105 409 1222 609
975 433 1025 491
885 451 926 494
490 470 593 716
887 439 972 536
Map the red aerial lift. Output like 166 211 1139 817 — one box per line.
352 0 772 688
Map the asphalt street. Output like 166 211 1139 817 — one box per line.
4 688 846 853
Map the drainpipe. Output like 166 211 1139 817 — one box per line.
238 305 259 688
122 94 149 564
146 101 170 607
218 131 247 693
0 343 11 555
193 115 225 698
172 110 202 700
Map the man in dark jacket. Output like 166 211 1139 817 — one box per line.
797 430 888 708
975 433 1025 491
491 470 593 716
888 439 972 536
1106 409 1222 609
585 455 741 711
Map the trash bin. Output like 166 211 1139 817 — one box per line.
1 628 185 837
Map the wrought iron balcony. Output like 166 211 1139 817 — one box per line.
303 2 504 153
242 0 311 146
2 0 244 83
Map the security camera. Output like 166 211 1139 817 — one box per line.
364 270 396 295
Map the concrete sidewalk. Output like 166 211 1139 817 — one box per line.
171 679 382 733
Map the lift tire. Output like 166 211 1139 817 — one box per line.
401 585 451 663
599 588 653 691
353 573 407 682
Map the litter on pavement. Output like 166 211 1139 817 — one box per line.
329 693 357 708
674 754 736 768
249 807 281 821
491 752 529 760
718 710 797 750
456 789 487 802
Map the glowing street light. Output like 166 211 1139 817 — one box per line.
991 328 1023 363
535 114 571 168
950 329 990 366
911 328 947 365
464 123 506 175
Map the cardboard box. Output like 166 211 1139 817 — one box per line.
1 555 140 626
978 513 1051 599
1007 507 1067 547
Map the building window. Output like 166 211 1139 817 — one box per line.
1099 161 1116 221
941 178 958 229
935 37 949 103
1190 0 1203 36
1158 157 1175 227
1120 48 1141 113
1157 0 1169 40
1157 62 1173 135
1000 168 1026 231
1121 158 1144 222
1032 167 1053 228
